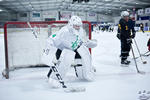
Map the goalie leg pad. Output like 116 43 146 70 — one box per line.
51 49 75 79
77 45 95 81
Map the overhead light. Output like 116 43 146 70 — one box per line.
82 1 85 3
127 9 130 11
104 0 111 1
72 0 89 4
29 4 32 7
0 0 3 1
0 9 3 12
135 2 139 4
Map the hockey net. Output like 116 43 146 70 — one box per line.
3 21 91 79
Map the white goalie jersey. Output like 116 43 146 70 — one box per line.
46 24 97 51
47 24 87 51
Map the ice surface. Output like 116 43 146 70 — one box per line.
0 30 150 100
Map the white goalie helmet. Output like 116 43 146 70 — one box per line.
68 16 83 30
121 11 129 17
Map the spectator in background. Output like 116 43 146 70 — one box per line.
140 23 144 33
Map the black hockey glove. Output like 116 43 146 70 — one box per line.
127 38 132 44
116 33 120 40
131 32 136 38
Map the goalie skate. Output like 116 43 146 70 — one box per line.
63 86 86 93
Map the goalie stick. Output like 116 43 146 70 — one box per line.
50 60 86 93
27 22 38 38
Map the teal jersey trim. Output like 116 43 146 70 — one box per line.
52 34 56 38
71 35 81 50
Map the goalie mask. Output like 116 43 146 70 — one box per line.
68 16 83 31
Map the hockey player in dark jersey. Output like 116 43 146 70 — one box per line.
117 11 135 65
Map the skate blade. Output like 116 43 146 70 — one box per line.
64 87 86 93
120 64 129 67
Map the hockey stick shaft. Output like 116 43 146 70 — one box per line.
50 61 86 92
131 44 140 73
133 38 145 62
27 22 38 38
51 61 67 88
47 68 52 78
142 51 150 56
143 51 150 55
135 51 150 59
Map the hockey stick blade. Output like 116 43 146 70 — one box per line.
143 54 150 56
64 86 86 93
143 61 147 64
138 71 146 74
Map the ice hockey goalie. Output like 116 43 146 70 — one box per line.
41 16 97 88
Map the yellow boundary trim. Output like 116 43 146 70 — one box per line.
138 30 150 32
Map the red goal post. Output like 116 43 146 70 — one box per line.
3 21 92 79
